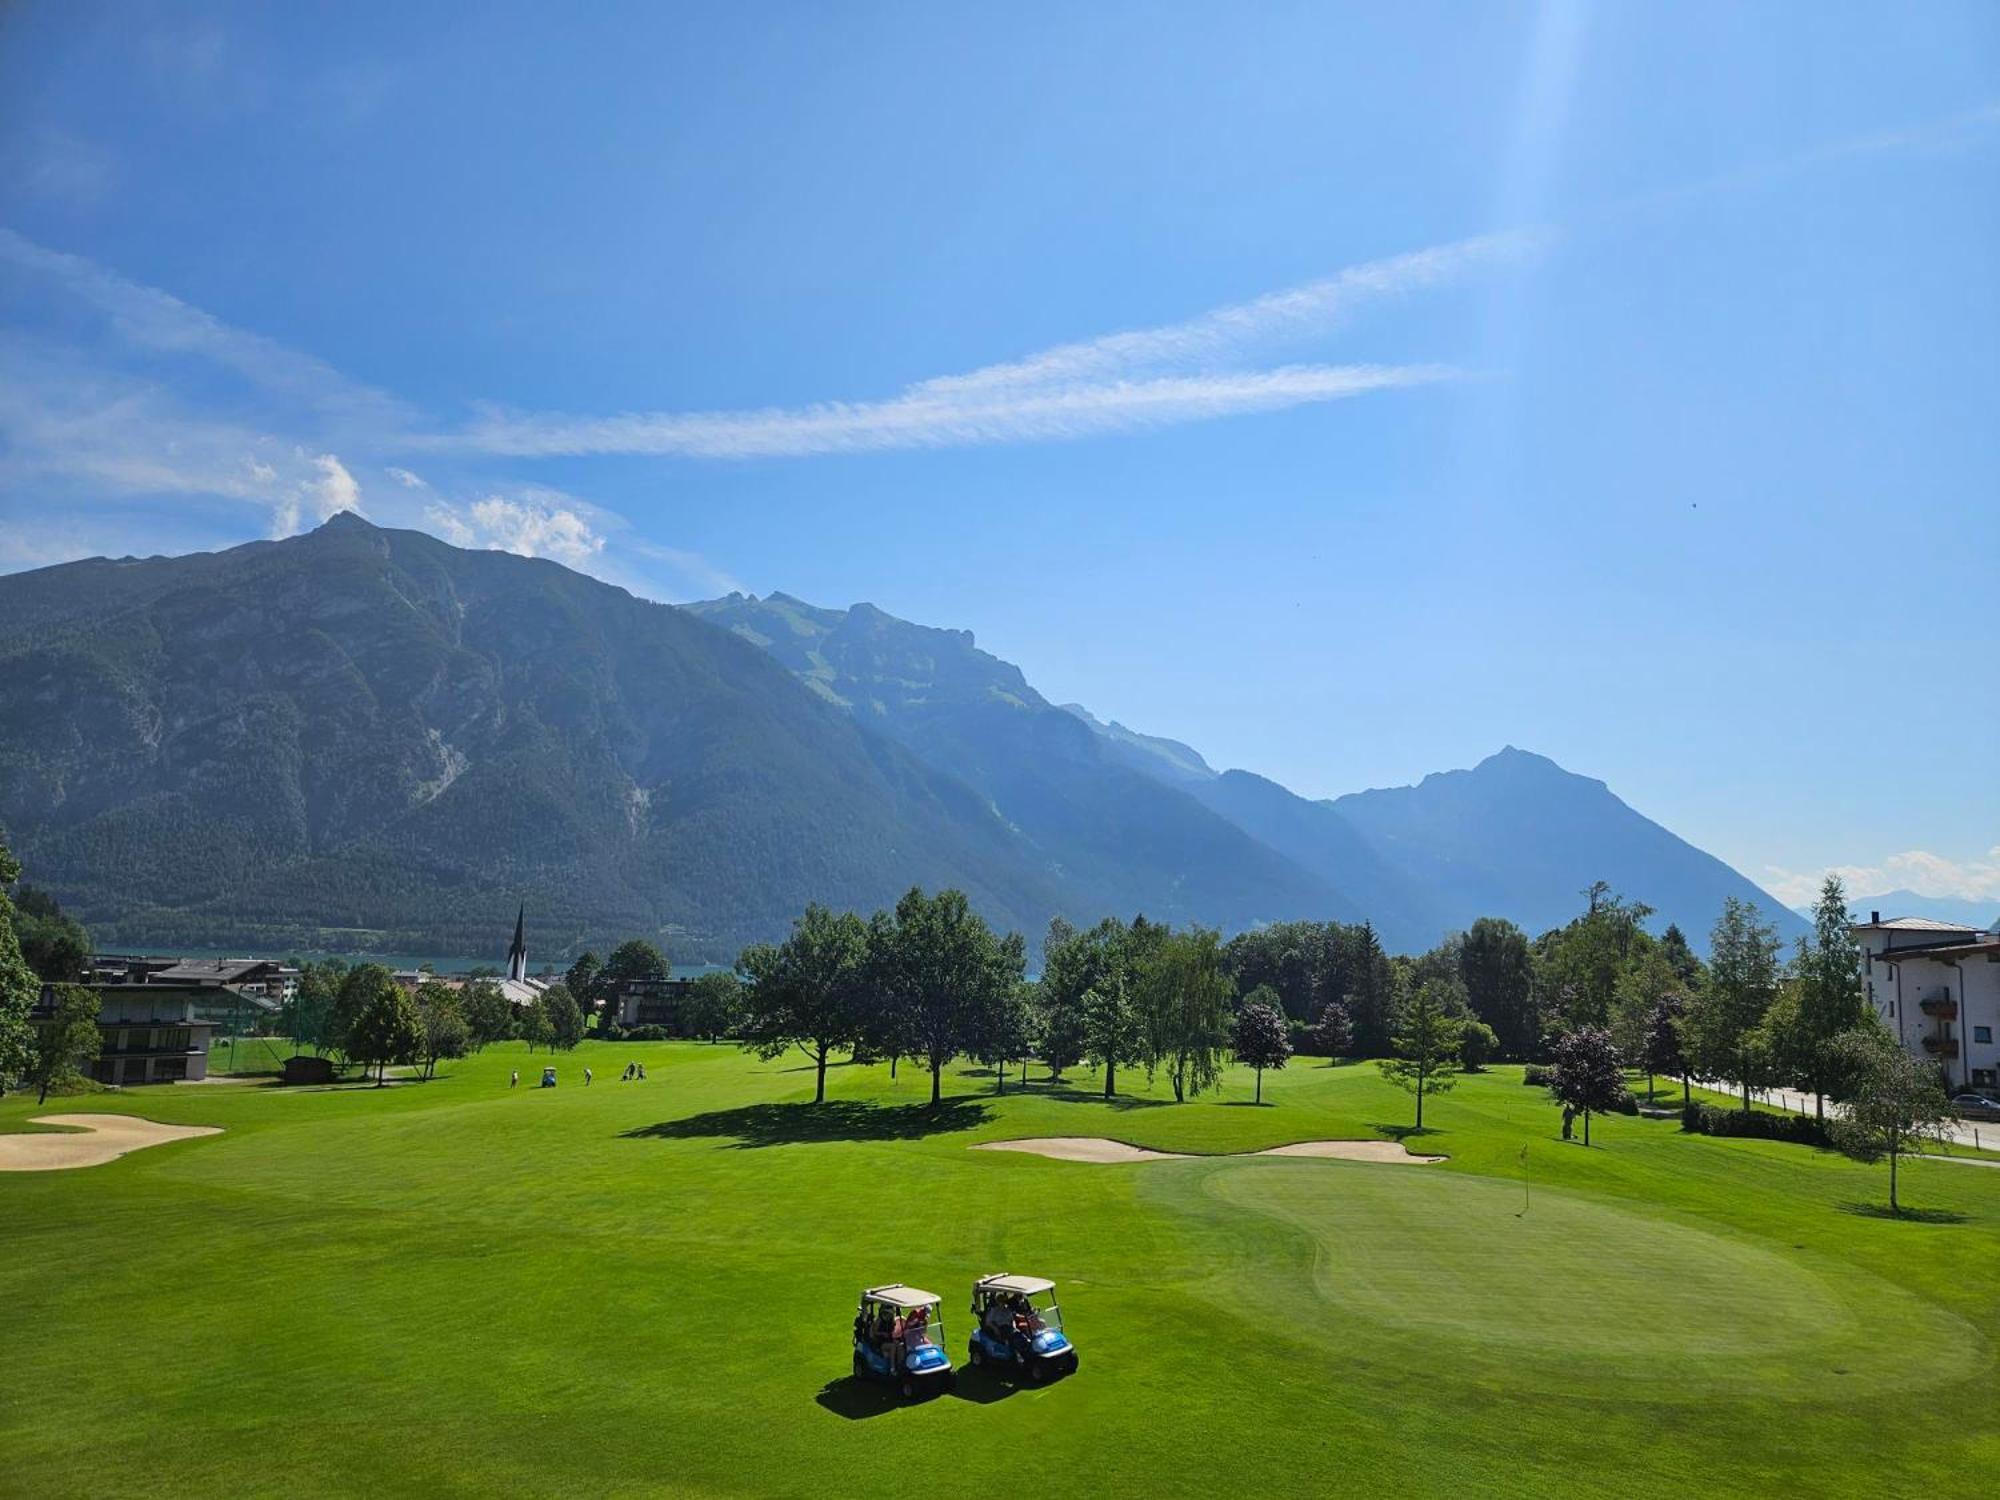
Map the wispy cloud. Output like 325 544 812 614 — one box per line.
424 489 605 568
446 362 1460 460
438 233 1531 460
1763 847 2000 908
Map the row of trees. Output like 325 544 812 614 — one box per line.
285 963 590 1082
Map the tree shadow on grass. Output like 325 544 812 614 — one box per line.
1371 1123 1441 1143
1039 1087 1172 1112
623 1099 991 1148
1836 1201 1970 1225
813 1376 903 1421
1220 1100 1276 1108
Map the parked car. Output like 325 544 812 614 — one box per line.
1949 1091 2000 1113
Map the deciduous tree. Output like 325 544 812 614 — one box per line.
738 905 868 1104
347 977 422 1085
1828 1028 1954 1214
868 888 1024 1106
413 981 470 1080
1232 997 1291 1103
1685 897 1781 1109
29 983 100 1103
0 837 44 1093
1545 1025 1625 1145
542 982 585 1050
684 970 744 1041
1458 916 1538 1059
1309 997 1351 1062
462 978 515 1049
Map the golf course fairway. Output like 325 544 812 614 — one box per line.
3 1043 1995 1499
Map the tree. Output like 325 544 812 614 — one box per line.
1377 979 1464 1130
1793 875 1869 1122
1232 997 1291 1103
1458 1018 1500 1072
1041 917 1134 1091
284 961 339 1055
1658 923 1705 989
738 905 868 1104
0 837 42 1094
684 971 744 1041
565 951 603 1027
970 981 1038 1094
29 984 100 1104
347 977 422 1085
462 978 515 1049
329 964 396 1067
519 996 556 1052
1641 991 1691 1105
1684 897 1781 1109
1545 1025 1625 1145
595 940 668 1035
1344 922 1398 1059
1534 883 1655 1035
1458 916 1538 1059
1133 926 1233 1103
1828 1028 1954 1215
1610 945 1679 1077
868 888 1025 1106
1309 997 1351 1062
413 982 470 1080
542 983 585 1050
10 885 91 983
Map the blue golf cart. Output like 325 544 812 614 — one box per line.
852 1284 955 1400
967 1273 1078 1383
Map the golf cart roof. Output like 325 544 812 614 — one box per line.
975 1273 1056 1296
863 1284 941 1309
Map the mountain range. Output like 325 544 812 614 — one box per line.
0 516 1805 960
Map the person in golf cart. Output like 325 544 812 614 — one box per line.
967 1273 1078 1382
852 1285 954 1399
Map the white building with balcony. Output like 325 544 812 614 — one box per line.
1852 912 2000 1093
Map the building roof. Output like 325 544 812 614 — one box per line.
863 1284 941 1309
976 1273 1056 1295
1848 915 1983 934
496 977 547 1006
150 958 283 984
1875 937 2000 963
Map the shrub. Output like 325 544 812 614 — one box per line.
621 1024 671 1042
1523 1064 1555 1087
1680 1101 1831 1148
1611 1088 1639 1116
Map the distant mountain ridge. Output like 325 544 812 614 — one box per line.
0 518 1808 959
692 592 1809 952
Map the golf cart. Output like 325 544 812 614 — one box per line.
539 1066 557 1088
967 1273 1078 1382
852 1284 955 1400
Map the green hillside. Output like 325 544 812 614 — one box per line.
0 516 1060 959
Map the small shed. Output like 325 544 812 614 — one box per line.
281 1054 337 1086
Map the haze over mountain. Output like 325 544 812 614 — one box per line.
692 590 1809 952
0 517 1805 959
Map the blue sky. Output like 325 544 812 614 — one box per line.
2 1 1996 907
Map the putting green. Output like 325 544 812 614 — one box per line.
1190 1160 1984 1400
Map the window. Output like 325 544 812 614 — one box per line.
1976 1026 1994 1045
153 1058 188 1081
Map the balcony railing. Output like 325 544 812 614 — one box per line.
1922 1036 1960 1058
1919 996 1958 1019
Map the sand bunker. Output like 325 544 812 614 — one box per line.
974 1136 1444 1165
0 1114 222 1172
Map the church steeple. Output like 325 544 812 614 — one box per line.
507 904 527 982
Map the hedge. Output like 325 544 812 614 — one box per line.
1680 1101 1831 1148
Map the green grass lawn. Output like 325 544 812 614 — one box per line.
5 1046 1996 1499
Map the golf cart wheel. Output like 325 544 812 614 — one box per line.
899 1376 917 1401
1027 1358 1047 1384
968 1343 983 1367
853 1351 867 1379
